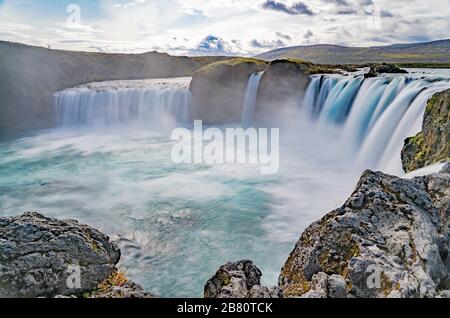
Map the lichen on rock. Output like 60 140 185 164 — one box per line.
279 170 450 298
206 168 450 298
402 89 450 172
0 212 152 298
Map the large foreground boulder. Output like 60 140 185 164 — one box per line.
402 89 450 172
279 169 450 298
0 212 122 297
206 168 450 298
204 260 281 298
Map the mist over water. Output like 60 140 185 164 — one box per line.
1 69 449 297
301 70 450 174
55 78 192 130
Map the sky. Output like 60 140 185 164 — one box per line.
0 0 449 56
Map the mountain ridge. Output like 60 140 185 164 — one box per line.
256 39 450 64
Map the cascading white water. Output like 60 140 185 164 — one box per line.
302 71 450 174
318 76 364 124
55 77 192 128
241 72 264 126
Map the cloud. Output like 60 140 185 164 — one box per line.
324 0 350 5
250 38 286 48
336 8 357 15
380 10 394 18
0 0 448 56
198 35 226 51
276 31 292 41
304 30 314 39
262 0 314 16
364 7 394 18
195 34 234 54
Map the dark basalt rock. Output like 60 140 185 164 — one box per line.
204 260 281 298
0 212 121 297
365 63 408 78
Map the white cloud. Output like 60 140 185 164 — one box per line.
0 0 448 55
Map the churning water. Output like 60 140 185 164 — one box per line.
0 69 449 297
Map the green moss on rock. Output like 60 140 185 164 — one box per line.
402 89 450 172
197 57 267 74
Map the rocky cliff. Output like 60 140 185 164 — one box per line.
254 59 335 126
190 58 336 125
402 89 450 172
189 58 268 124
205 167 450 298
0 41 228 136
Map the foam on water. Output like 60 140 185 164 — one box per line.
1 69 450 297
0 127 356 296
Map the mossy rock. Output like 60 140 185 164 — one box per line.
402 89 450 172
196 57 267 74
189 57 268 124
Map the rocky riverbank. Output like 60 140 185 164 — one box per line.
2 166 449 298
0 212 152 298
205 166 450 298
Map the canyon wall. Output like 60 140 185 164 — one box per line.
189 58 267 124
0 41 226 135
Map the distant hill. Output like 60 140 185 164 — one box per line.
0 41 229 135
256 39 450 64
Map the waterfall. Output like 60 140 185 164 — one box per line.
55 77 192 128
241 72 263 126
301 73 450 174
339 78 387 151
318 76 364 124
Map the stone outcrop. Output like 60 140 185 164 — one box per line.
206 168 450 298
365 63 407 78
0 212 151 298
254 60 320 126
280 169 450 298
84 272 153 298
402 89 450 172
204 260 281 298
190 58 337 126
189 58 267 124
